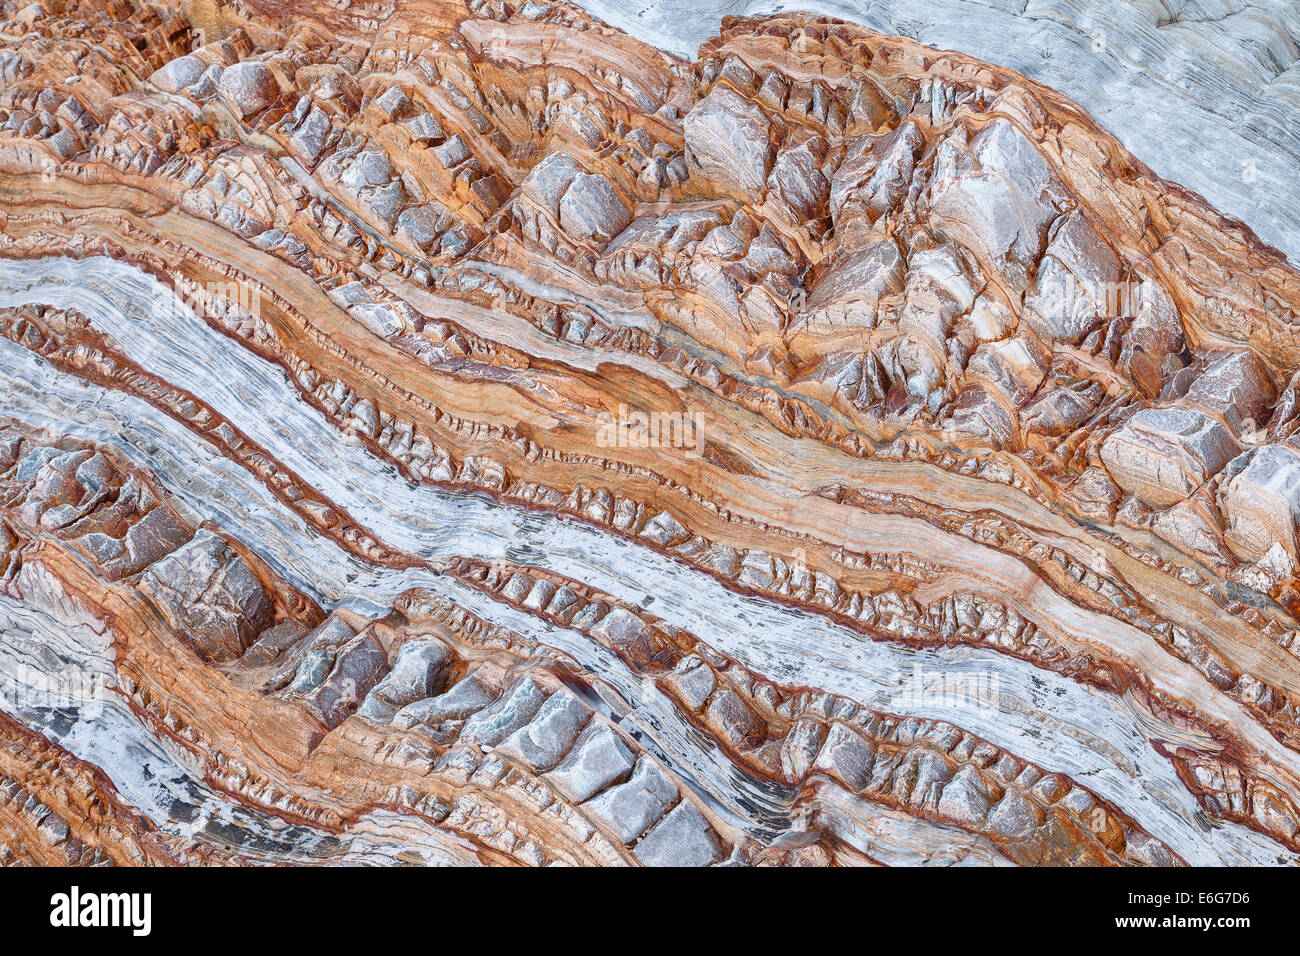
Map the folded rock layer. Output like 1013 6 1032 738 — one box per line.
0 0 1299 866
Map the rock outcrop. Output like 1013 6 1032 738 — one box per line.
0 0 1299 867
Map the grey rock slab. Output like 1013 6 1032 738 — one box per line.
460 676 547 747
633 800 723 867
494 688 591 771
544 722 636 802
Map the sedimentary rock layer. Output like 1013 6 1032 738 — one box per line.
579 0 1300 266
1 0 1299 865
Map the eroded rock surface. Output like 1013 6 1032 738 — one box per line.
0 0 1299 868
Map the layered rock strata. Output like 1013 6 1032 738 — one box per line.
0 0 1299 865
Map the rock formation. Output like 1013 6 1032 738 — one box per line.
1 0 1299 866
578 0 1300 266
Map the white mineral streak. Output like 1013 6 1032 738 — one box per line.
0 256 1291 865
573 0 1300 263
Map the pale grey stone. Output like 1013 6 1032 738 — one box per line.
633 801 723 867
581 757 677 843
545 723 636 801
494 689 591 771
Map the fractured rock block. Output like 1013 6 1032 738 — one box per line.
544 723 636 801
1023 210 1121 345
150 54 206 93
460 676 546 747
357 636 450 722
805 237 903 332
929 118 1064 286
704 687 765 749
683 85 771 202
290 106 331 164
520 152 628 243
830 121 922 223
582 757 677 844
664 655 716 710
1219 443 1300 562
937 765 995 828
811 721 875 790
519 151 581 217
1185 350 1275 433
558 171 629 242
633 800 723 867
494 688 590 771
393 668 497 732
769 135 829 220
218 61 278 120
137 530 274 663
100 505 194 580
241 619 309 668
304 630 391 728
1100 407 1241 507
